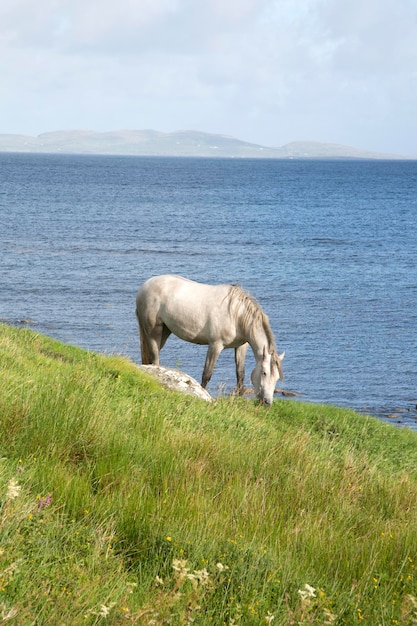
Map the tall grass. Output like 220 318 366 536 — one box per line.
1 322 417 624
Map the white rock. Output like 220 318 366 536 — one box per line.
137 365 213 402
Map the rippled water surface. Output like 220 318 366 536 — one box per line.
1 153 416 426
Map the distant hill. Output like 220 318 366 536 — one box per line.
0 130 412 159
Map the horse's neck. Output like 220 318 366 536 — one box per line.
231 289 273 359
247 323 271 360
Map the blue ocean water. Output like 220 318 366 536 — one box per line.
1 153 416 426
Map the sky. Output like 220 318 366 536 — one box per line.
1 0 417 155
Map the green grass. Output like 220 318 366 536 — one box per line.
1 322 417 625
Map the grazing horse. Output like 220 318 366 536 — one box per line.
136 275 284 405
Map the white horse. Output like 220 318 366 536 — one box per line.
136 275 284 405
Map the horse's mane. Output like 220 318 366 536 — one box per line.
228 285 284 380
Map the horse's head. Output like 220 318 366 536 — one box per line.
251 347 285 406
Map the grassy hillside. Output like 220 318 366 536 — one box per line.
1 323 417 625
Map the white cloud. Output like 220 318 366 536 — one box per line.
1 0 417 153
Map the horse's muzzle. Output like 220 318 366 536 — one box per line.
257 393 272 407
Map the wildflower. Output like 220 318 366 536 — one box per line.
6 479 21 500
265 612 275 624
216 562 229 572
192 568 210 586
166 536 172 542
186 572 197 587
155 575 164 587
37 494 52 510
172 559 190 579
298 584 316 600
92 603 115 618
98 605 111 617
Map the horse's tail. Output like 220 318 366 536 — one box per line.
136 308 151 365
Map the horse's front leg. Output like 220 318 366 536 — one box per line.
235 343 249 395
202 342 223 389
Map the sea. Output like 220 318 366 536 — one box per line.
1 152 416 427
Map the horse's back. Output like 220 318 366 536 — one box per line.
137 275 230 308
136 275 235 344
136 275 181 307
138 274 197 297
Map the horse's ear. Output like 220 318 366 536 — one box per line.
278 351 285 363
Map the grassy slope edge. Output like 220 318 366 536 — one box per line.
1 323 417 625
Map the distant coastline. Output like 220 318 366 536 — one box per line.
0 129 413 159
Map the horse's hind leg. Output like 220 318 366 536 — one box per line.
144 322 172 365
235 343 249 395
138 317 151 365
145 325 164 365
137 317 162 365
